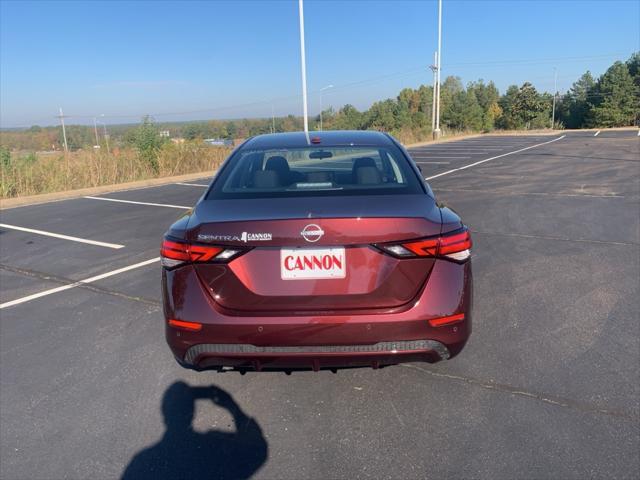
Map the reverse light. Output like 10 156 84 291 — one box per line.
168 319 202 331
160 239 245 268
376 227 472 263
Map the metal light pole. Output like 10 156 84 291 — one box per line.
429 52 438 133
319 84 333 131
433 0 442 139
298 0 309 137
551 68 558 129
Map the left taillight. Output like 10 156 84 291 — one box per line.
375 227 472 263
160 238 245 268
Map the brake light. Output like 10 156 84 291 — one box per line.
161 239 244 268
376 227 472 262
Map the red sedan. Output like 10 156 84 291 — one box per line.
161 130 472 371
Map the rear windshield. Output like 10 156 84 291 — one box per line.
207 145 423 199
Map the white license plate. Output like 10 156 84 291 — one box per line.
280 247 346 280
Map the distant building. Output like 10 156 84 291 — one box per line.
159 130 170 138
204 138 234 146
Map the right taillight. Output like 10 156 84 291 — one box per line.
161 238 246 268
375 227 472 263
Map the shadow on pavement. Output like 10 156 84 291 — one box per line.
122 381 268 480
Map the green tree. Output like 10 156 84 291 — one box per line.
127 116 164 173
588 61 639 127
497 85 521 129
367 99 398 131
0 146 11 167
442 88 483 131
560 72 596 128
626 52 640 88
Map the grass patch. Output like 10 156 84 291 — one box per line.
0 142 230 199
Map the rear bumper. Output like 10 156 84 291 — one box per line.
183 340 451 371
163 259 472 370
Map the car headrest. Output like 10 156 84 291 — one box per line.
352 157 377 171
355 166 382 185
252 170 280 188
265 156 290 174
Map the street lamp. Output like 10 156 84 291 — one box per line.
319 84 333 131
298 0 309 136
433 0 442 139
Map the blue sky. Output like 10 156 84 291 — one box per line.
1 0 638 127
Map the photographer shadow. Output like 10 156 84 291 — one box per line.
122 381 268 480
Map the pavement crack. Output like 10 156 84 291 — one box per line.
0 263 161 307
400 364 638 421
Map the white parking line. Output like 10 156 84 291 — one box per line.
415 161 450 164
425 135 566 181
594 130 600 136
0 223 125 249
84 196 191 209
637 130 640 136
411 147 505 151
415 156 470 160
175 182 208 187
0 257 160 309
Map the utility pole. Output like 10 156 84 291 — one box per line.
319 84 333 131
93 117 100 147
58 107 69 153
100 114 111 154
433 0 442 139
551 68 558 129
271 103 275 134
429 51 438 133
298 0 309 137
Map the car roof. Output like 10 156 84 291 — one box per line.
243 130 396 149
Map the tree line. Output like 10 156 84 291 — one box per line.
1 53 637 153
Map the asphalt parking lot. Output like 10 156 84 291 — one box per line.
1 130 638 479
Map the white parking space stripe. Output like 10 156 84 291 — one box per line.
594 130 600 136
175 182 208 187
413 156 470 160
412 147 506 150
0 223 125 249
84 196 191 209
425 135 566 181
637 130 639 136
415 161 450 164
0 257 160 309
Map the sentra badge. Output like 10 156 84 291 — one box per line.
198 232 272 243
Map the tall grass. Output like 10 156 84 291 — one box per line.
0 142 230 199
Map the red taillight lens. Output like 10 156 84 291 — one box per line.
403 238 439 256
428 313 465 327
439 229 472 256
376 227 472 262
168 319 202 331
161 239 242 268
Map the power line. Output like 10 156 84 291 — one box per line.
14 52 631 126
444 53 626 68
